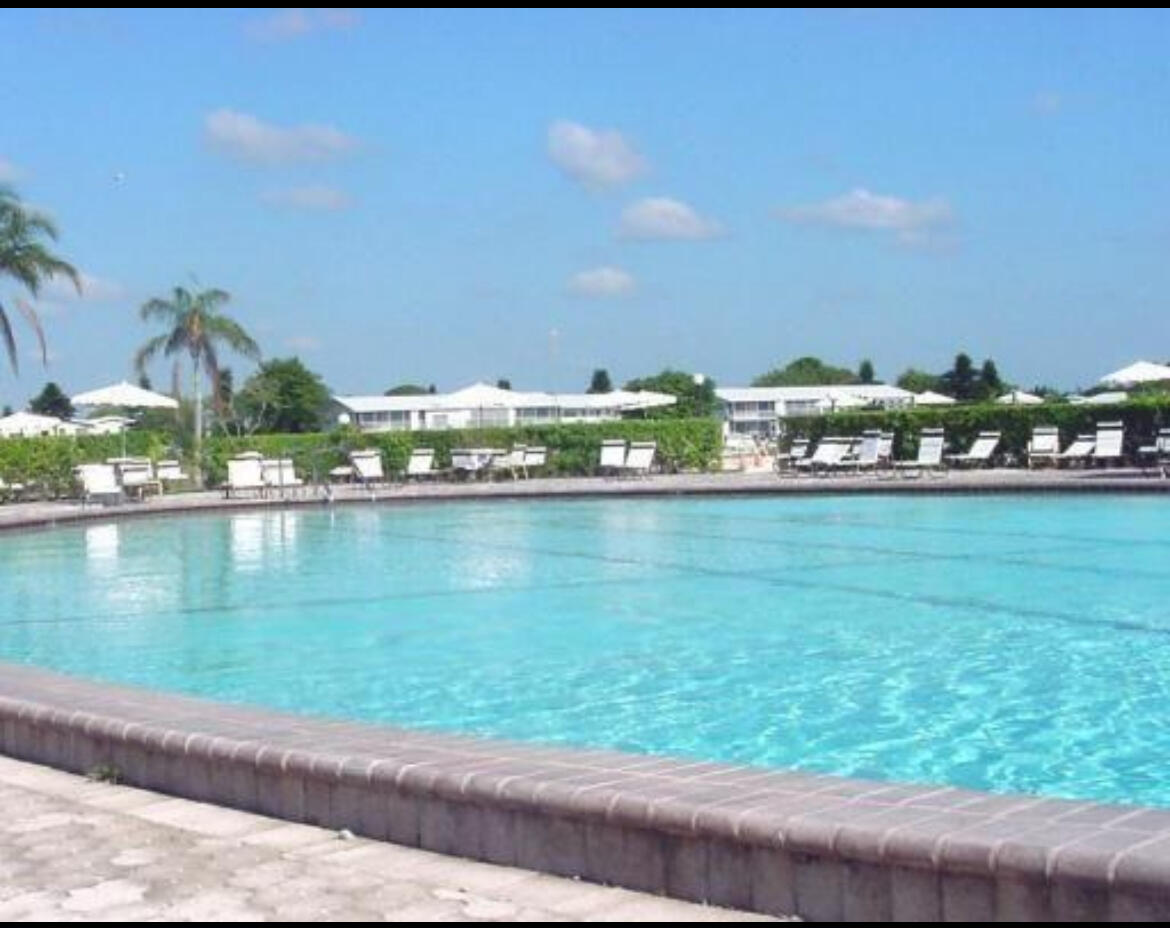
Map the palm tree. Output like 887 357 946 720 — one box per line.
0 186 79 373
134 285 260 484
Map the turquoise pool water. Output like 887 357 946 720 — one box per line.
1 494 1168 806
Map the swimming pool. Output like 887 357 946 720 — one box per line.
1 494 1167 807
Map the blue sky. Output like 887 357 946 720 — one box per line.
1 8 1167 408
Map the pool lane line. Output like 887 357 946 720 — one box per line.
363 524 1170 641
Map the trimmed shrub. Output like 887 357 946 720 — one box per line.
0 419 722 491
0 432 173 497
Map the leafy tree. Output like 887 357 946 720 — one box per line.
496 378 512 390
587 369 613 394
134 285 260 482
234 357 330 434
979 359 1003 399
1 405 11 417
895 368 944 394
29 381 73 419
623 369 718 418
752 356 857 387
384 383 431 396
215 367 234 414
939 353 978 401
137 373 153 391
0 186 79 374
858 359 875 385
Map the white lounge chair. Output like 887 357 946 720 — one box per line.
840 430 882 473
894 429 946 477
156 460 189 485
1138 428 1170 476
451 449 495 480
1092 421 1125 466
1027 427 1061 468
0 476 24 502
405 448 436 481
774 438 810 475
489 445 527 480
948 431 1001 468
1059 433 1096 467
111 458 162 499
349 449 386 489
877 432 894 469
225 455 266 498
522 446 548 477
599 439 628 476
262 458 304 495
618 441 657 477
76 464 124 507
795 437 851 475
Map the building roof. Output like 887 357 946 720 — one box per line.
716 384 913 404
1100 361 1170 387
333 382 676 415
0 411 83 437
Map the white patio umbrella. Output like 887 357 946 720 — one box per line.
71 381 179 456
996 390 1045 406
1100 361 1170 388
913 390 956 406
71 381 179 411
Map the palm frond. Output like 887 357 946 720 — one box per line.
133 333 172 375
205 315 261 361
0 302 18 374
12 297 46 366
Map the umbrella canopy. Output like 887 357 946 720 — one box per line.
996 390 1045 406
1070 391 1128 406
1100 361 1170 387
72 381 179 410
914 390 956 406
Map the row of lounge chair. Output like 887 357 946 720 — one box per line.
75 458 189 507
599 440 657 477
775 421 1170 477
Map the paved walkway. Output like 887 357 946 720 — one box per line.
0 756 778 922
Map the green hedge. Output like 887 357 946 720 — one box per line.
202 418 722 486
0 432 174 497
782 398 1170 461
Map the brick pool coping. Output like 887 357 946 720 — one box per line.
2 663 1170 921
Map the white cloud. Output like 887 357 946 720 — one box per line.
261 185 352 211
204 109 358 165
778 188 954 245
618 197 723 240
567 266 636 298
43 271 125 304
547 120 647 190
285 335 320 352
0 158 21 183
244 8 359 42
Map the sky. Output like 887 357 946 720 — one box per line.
1 8 1168 409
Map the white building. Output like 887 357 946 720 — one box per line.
0 411 87 438
717 384 916 435
332 382 677 432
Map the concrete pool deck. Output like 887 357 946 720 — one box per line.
2 469 1170 920
0 754 771 922
0 466 1167 533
